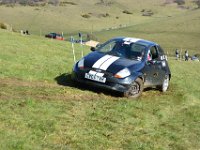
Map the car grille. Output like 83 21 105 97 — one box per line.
84 68 113 77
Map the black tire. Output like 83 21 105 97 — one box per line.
158 74 169 92
123 78 144 98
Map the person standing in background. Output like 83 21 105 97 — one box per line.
175 49 179 60
185 50 189 61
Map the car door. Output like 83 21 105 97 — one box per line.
142 45 166 87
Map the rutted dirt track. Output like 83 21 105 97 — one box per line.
0 77 166 101
0 77 59 88
0 77 108 101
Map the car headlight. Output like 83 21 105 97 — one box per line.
114 68 131 78
78 58 84 69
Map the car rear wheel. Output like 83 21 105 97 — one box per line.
159 74 169 92
123 78 144 98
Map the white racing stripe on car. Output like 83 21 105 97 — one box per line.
92 55 113 69
92 55 119 72
99 56 119 70
89 70 104 77
123 37 141 43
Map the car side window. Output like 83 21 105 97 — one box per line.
130 44 145 55
157 45 164 55
99 41 116 53
150 46 159 60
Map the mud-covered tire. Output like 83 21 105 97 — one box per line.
159 74 169 92
123 78 144 98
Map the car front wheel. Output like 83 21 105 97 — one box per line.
123 78 144 98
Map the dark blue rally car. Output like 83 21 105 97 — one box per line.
72 37 171 98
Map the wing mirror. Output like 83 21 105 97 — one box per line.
90 47 96 51
90 43 101 51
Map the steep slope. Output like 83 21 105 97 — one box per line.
0 28 200 149
0 0 197 35
96 8 200 55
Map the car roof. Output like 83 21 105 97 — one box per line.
111 37 157 47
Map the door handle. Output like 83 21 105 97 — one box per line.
153 72 158 77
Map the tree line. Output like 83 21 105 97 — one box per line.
0 0 60 6
1 0 200 8
173 0 200 8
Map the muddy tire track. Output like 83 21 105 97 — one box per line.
0 78 109 101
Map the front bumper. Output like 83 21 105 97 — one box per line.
71 68 138 93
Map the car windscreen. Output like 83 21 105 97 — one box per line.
96 39 146 60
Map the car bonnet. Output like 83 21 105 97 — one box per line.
84 51 141 74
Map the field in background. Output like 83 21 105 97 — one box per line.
0 29 200 149
1 0 200 55
0 0 200 149
0 0 197 34
96 9 200 56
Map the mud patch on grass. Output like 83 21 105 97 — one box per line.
0 77 58 88
55 73 122 98
0 77 119 101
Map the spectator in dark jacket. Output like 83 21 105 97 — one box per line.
185 50 189 61
175 49 179 60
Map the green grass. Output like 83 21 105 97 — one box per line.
0 0 197 36
0 30 85 81
1 0 200 55
96 9 200 55
0 29 200 149
0 1 200 149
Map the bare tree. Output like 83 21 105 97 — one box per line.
0 0 60 6
174 0 185 5
48 0 59 6
194 0 200 8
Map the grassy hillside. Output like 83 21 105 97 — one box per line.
96 8 200 55
1 0 200 57
0 0 197 35
0 29 200 149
